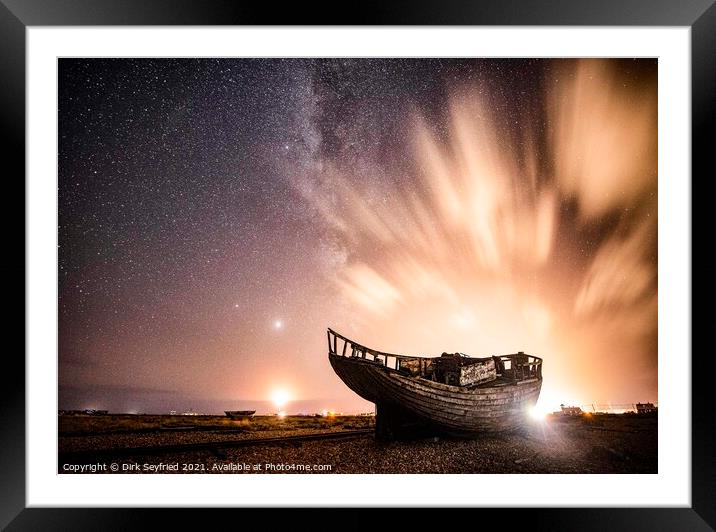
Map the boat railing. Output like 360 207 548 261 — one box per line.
328 328 542 380
328 328 410 371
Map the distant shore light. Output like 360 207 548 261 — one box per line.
272 389 290 409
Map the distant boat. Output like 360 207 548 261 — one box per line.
327 328 542 439
225 410 256 419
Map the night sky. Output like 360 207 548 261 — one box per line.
59 58 657 414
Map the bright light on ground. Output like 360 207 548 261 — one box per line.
529 404 548 421
274 320 283 330
271 389 290 409
277 410 286 418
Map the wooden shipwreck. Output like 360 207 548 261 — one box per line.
327 328 542 440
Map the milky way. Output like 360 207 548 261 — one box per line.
59 58 657 414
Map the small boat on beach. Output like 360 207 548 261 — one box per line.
327 328 542 439
224 410 256 420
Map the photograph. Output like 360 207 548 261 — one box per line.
57 57 658 475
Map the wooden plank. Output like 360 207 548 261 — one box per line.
329 355 540 433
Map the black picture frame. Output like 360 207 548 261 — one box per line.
4 0 709 529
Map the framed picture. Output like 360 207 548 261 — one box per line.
7 0 707 528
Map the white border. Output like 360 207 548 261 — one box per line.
27 27 691 507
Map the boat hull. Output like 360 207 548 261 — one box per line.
330 354 541 435
225 410 256 419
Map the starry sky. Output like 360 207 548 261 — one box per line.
58 58 657 414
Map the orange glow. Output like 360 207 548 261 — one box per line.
271 389 290 410
528 405 548 421
297 59 657 409
59 59 658 417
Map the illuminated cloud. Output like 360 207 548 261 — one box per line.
549 59 658 219
296 59 657 409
